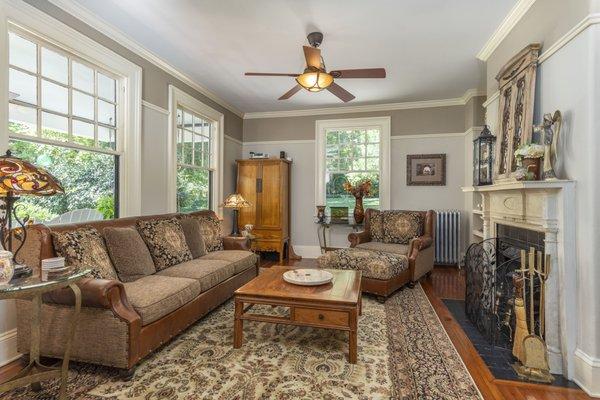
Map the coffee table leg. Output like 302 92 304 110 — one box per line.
233 298 243 348
348 308 358 364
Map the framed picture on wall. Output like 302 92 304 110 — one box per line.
407 154 446 186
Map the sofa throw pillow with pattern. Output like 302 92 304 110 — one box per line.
52 227 118 280
382 211 424 244
137 218 192 270
369 209 384 242
194 214 223 252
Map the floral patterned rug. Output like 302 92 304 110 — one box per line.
4 284 481 400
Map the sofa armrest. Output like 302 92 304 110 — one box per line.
43 277 140 324
348 231 371 247
408 234 433 257
222 236 250 251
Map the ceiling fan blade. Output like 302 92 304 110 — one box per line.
278 85 302 100
330 68 386 78
327 82 355 102
303 46 322 69
245 72 299 77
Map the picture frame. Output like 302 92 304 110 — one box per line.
407 154 446 186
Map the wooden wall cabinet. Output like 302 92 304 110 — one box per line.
236 159 300 263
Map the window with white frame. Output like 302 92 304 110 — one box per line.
316 117 391 214
7 27 123 222
176 106 214 212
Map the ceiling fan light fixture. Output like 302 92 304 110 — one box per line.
295 68 333 92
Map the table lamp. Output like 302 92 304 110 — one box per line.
0 150 64 264
221 193 250 236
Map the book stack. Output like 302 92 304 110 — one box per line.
41 257 69 281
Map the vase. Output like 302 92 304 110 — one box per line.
353 197 364 224
522 157 542 180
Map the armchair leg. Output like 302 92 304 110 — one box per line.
376 295 387 304
118 366 136 381
407 281 416 289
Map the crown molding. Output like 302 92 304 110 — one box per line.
47 0 244 118
538 13 600 64
477 0 537 61
243 89 486 120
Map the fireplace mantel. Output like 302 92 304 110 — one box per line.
462 180 577 378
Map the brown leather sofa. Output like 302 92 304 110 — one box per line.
347 209 435 298
14 210 258 377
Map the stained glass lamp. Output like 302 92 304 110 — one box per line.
0 150 64 263
221 193 251 236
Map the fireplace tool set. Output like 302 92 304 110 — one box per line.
512 247 553 383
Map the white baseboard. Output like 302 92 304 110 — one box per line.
292 245 322 259
573 348 600 397
0 328 20 367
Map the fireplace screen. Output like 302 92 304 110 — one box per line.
465 225 545 350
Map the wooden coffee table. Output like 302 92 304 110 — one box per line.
233 266 362 363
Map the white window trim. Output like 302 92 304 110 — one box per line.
315 116 391 210
167 85 224 216
0 0 142 217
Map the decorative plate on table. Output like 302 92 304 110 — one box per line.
283 269 333 286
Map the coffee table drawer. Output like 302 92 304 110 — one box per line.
294 308 349 327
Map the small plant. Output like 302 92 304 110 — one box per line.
515 143 544 159
343 179 372 198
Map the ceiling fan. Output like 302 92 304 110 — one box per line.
245 32 386 102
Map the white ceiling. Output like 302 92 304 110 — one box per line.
65 0 516 113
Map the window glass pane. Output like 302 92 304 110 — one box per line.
176 108 183 128
366 143 379 157
98 100 116 126
72 62 94 93
325 172 380 212
41 47 68 84
41 79 68 114
182 129 193 164
338 158 352 172
326 131 338 145
366 157 379 170
9 140 117 222
177 166 210 212
193 116 206 134
73 91 95 120
326 158 338 171
98 126 116 150
97 73 115 101
194 134 205 167
183 111 193 130
41 112 68 142
325 145 337 158
203 151 210 169
8 103 37 136
9 33 37 73
9 68 37 104
366 129 379 142
72 120 95 146
176 128 183 163
352 158 366 171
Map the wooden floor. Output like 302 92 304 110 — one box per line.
1 260 592 400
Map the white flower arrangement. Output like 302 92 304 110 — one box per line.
514 143 544 159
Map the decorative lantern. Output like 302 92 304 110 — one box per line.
473 125 496 186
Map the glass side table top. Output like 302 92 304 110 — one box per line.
0 268 90 295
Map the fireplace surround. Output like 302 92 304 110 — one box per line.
463 180 576 378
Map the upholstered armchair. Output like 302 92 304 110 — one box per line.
348 209 436 287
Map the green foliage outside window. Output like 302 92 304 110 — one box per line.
8 122 117 223
177 166 210 213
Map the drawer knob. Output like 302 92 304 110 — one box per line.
318 314 325 320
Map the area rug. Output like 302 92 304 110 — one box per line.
4 284 481 400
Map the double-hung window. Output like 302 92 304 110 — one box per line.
7 28 122 222
316 117 391 214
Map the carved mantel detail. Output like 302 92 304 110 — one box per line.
463 180 577 378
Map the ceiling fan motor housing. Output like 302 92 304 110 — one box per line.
307 31 323 48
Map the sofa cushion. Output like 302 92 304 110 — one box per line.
382 211 424 244
194 214 223 252
200 250 258 274
317 248 408 280
156 259 235 292
52 227 117 280
122 275 201 325
356 242 410 255
369 210 384 242
103 227 156 282
136 218 192 270
179 217 206 258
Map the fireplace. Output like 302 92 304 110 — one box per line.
465 225 545 352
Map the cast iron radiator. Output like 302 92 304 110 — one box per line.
434 210 461 265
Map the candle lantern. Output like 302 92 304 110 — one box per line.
473 125 496 186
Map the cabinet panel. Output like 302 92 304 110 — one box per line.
259 162 281 228
237 162 259 228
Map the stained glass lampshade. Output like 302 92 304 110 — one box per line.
221 193 250 236
0 151 64 196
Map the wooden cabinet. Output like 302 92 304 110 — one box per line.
236 159 299 263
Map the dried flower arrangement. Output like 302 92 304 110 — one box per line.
343 179 371 198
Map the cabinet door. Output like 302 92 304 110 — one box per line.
237 162 259 227
258 161 281 229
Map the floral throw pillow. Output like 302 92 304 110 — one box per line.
137 218 192 270
52 227 118 280
194 215 223 252
382 211 424 244
369 210 384 242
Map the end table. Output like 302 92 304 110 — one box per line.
0 269 89 399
